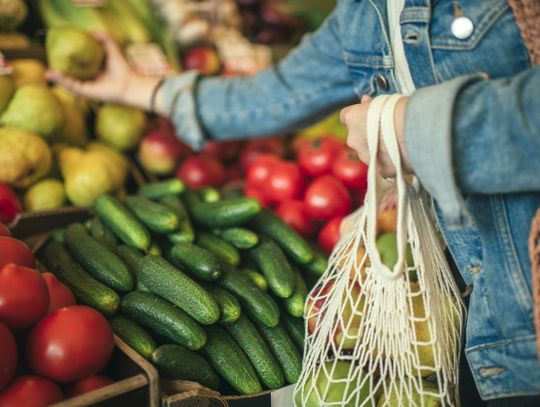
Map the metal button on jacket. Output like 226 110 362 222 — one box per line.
451 15 474 40
375 74 389 90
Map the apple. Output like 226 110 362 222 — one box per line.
182 47 221 76
202 140 241 162
138 130 188 176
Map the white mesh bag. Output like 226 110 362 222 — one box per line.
294 94 465 407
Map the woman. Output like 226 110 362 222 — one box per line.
48 1 540 405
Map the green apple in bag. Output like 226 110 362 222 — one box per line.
96 104 147 151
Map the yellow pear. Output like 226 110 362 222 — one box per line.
96 104 147 151
51 86 89 147
87 142 128 189
10 59 46 87
0 75 14 113
0 0 27 31
0 33 30 50
24 178 65 211
0 128 52 188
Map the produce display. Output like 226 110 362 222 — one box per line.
0 0 30 50
37 180 327 396
0 226 116 404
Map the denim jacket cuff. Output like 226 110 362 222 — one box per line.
163 71 206 150
404 73 486 230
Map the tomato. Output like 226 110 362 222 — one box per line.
264 162 304 203
202 140 241 161
0 223 10 236
318 217 344 254
332 149 368 189
275 200 317 239
42 273 76 314
67 375 114 397
240 137 285 172
0 236 34 269
176 155 225 189
243 185 270 208
27 306 114 383
297 136 342 177
0 375 64 407
0 264 49 329
0 322 17 391
0 182 21 224
246 154 281 189
304 175 352 221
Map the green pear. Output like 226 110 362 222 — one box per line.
46 26 104 80
0 84 64 139
376 233 414 270
11 59 46 87
51 86 89 147
24 178 65 211
0 75 14 114
0 128 52 188
295 361 374 407
96 104 147 151
376 380 441 407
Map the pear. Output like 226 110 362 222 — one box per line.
24 178 65 211
0 128 52 188
0 84 64 140
86 142 128 189
0 0 28 31
96 104 147 151
46 26 104 80
0 75 14 114
376 380 441 407
51 86 89 147
10 59 46 87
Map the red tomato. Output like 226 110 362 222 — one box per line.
0 236 35 269
27 306 114 383
0 182 21 224
332 149 369 189
304 175 352 221
275 200 317 239
0 223 10 236
202 140 241 161
318 217 344 254
243 185 270 208
246 154 281 189
0 375 64 407
0 322 17 391
264 162 304 203
297 136 342 177
176 155 225 189
67 375 114 397
0 264 49 329
240 137 285 172
42 273 76 314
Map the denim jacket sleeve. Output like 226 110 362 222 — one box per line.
162 7 357 150
404 66 540 229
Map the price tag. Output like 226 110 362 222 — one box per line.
126 43 174 77
0 52 13 75
72 0 104 7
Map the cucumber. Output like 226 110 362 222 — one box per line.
283 268 307 317
257 323 302 384
147 241 162 256
124 195 179 233
303 249 328 276
42 241 119 317
203 284 241 324
201 326 262 395
94 194 151 250
249 237 295 299
152 344 219 390
110 315 156 360
88 217 118 251
218 265 279 328
160 195 195 244
196 232 240 267
216 228 258 249
240 268 268 291
135 255 220 325
185 191 261 228
51 228 64 243
115 245 142 275
281 313 305 351
225 315 285 389
167 243 222 281
138 179 185 200
64 223 134 292
249 209 314 264
198 187 221 203
121 291 206 350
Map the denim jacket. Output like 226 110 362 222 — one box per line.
163 0 540 399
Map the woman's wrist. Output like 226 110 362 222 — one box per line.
122 75 164 113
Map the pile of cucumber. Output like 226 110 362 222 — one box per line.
40 179 328 395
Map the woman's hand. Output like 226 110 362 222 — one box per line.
340 95 413 177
